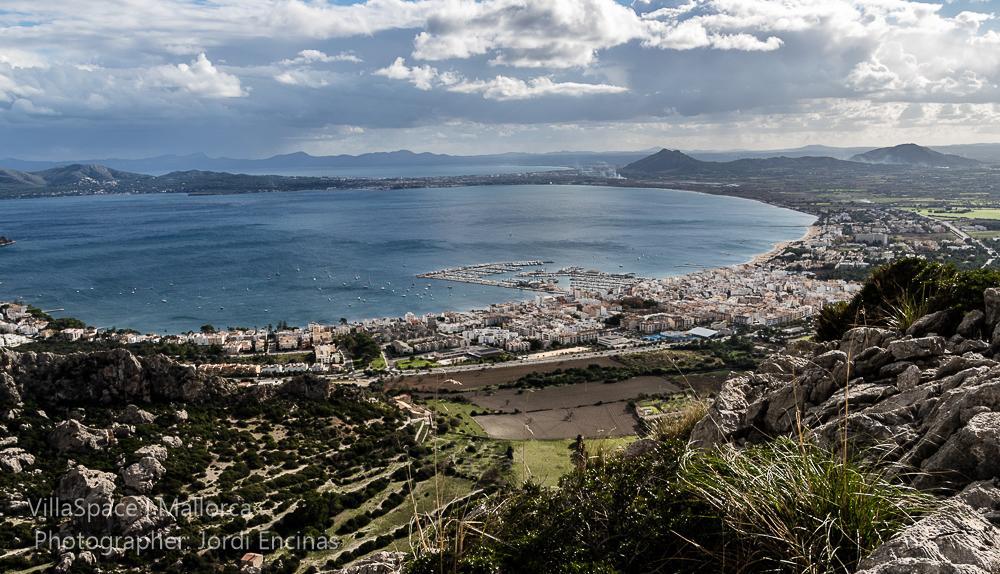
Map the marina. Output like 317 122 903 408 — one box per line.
418 261 649 295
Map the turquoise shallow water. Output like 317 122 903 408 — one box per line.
0 185 814 333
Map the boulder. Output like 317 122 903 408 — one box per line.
955 338 990 355
918 412 1000 490
937 354 996 379
162 435 183 448
122 456 166 493
854 347 893 377
841 327 897 357
689 375 753 448
49 419 115 452
0 447 34 473
957 479 1000 516
985 288 1000 329
135 444 169 462
888 337 946 362
896 365 922 392
813 349 848 370
112 495 174 536
958 309 986 339
906 310 958 338
757 354 813 377
855 502 1000 574
55 465 117 531
121 404 155 425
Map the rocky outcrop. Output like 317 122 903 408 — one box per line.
54 464 175 538
855 502 1000 574
122 456 166 493
121 404 156 425
49 419 115 452
691 293 1000 574
336 551 406 574
0 347 237 407
56 465 117 532
0 446 34 473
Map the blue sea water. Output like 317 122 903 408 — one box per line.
0 185 814 333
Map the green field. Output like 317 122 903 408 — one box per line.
396 357 440 370
369 355 387 371
511 436 637 486
915 207 1000 220
423 399 487 436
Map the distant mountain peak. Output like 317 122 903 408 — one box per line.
850 144 980 168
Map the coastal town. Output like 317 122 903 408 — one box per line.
2 205 986 382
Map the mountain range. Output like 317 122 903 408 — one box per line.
0 143 989 199
2 142 997 176
619 144 986 177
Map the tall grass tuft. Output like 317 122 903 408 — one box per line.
885 288 931 333
647 398 710 442
680 438 935 574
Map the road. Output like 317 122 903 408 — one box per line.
922 214 997 269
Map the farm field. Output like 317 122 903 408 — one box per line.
466 376 682 412
511 436 638 486
915 207 1000 220
474 401 638 440
386 356 625 391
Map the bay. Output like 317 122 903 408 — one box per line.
0 185 815 333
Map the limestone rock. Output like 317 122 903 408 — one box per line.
135 444 169 462
906 310 958 338
122 456 166 493
813 349 848 370
958 309 987 339
841 327 897 357
113 495 175 536
162 435 183 448
689 375 754 448
121 404 155 425
897 365 922 392
49 419 115 453
888 336 946 361
335 551 406 574
918 412 1000 490
855 502 1000 574
55 465 117 531
0 447 34 473
985 287 1000 329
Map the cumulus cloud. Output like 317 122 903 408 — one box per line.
4 0 1000 157
147 53 246 98
375 57 627 99
280 49 363 65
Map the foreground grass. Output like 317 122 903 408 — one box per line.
409 437 935 574
681 438 936 574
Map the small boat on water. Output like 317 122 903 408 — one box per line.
0 236 15 247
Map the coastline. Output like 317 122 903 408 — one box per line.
746 224 821 266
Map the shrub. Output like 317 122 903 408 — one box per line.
680 438 935 574
816 258 1000 340
408 440 720 574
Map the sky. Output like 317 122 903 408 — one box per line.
3 0 1000 159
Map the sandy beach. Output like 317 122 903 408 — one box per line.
747 224 821 266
